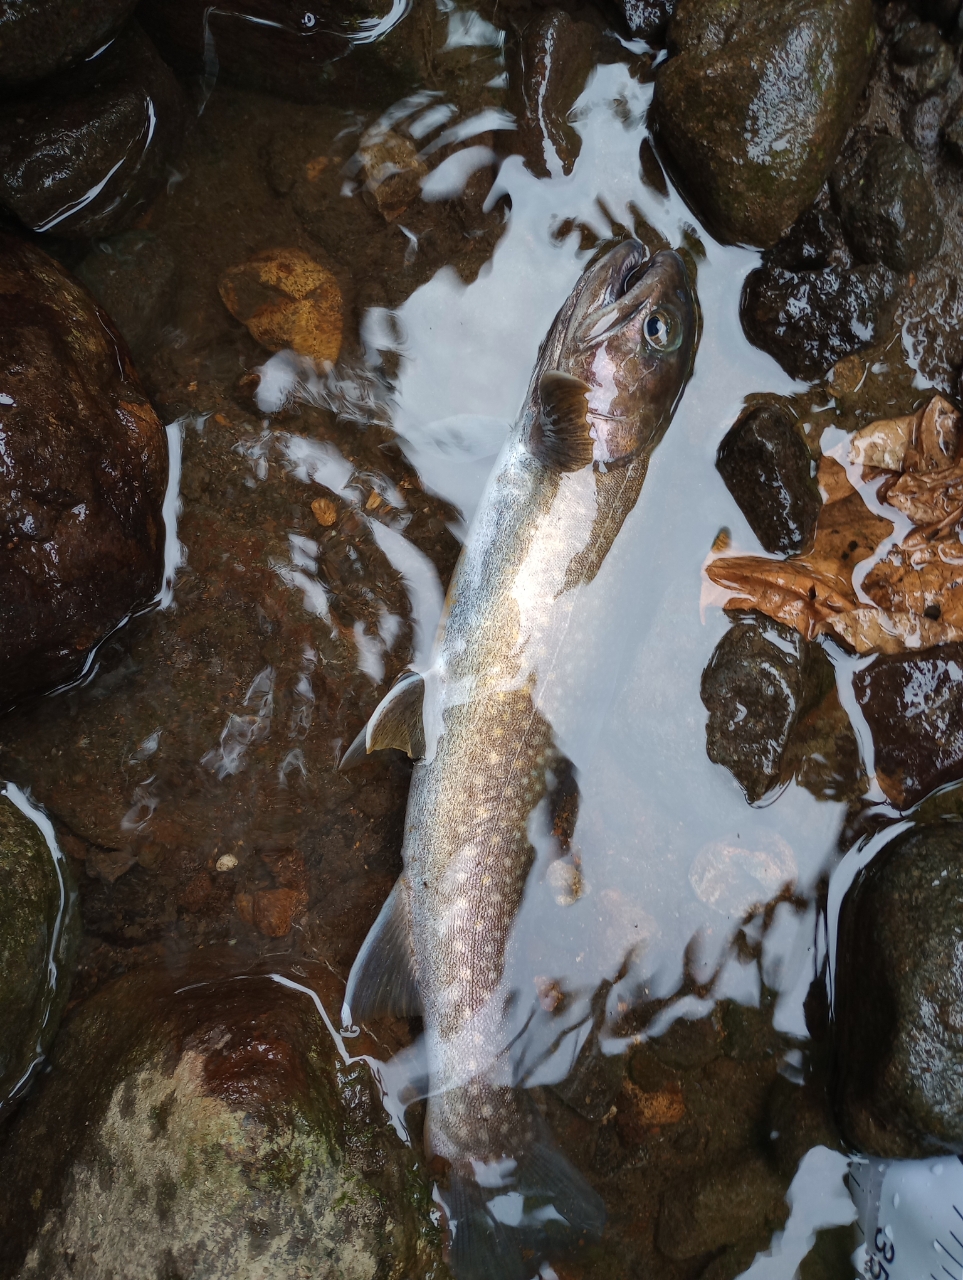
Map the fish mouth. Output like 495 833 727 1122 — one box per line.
576 243 688 346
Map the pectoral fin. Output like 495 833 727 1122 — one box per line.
343 876 422 1023
339 670 426 770
531 370 594 472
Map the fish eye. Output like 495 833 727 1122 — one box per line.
643 308 678 352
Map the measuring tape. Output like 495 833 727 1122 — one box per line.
849 1156 963 1280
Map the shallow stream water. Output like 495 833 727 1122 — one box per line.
2 1 957 1275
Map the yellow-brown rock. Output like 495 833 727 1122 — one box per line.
218 247 342 365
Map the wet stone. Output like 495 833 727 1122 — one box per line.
218 247 344 366
833 822 963 1157
892 28 957 95
0 26 187 240
943 107 963 160
652 0 874 248
0 0 138 90
832 134 943 272
138 0 413 109
0 966 440 1278
618 0 677 39
741 260 900 383
0 233 169 706
715 404 821 556
0 796 78 1121
854 643 963 808
509 9 603 179
892 20 945 63
75 232 177 358
701 612 837 803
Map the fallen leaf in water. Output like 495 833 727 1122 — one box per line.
218 247 343 365
706 457 894 647
707 396 963 655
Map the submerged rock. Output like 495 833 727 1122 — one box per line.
652 0 874 248
0 233 169 706
0 0 137 90
854 643 963 809
657 1155 788 1259
75 231 177 355
833 823 963 1157
716 404 821 555
832 134 943 272
700 612 834 803
138 0 413 109
0 793 78 1121
891 23 956 97
0 26 187 240
510 9 603 178
741 260 900 382
218 247 344 365
0 967 440 1278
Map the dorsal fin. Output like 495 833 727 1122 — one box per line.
531 370 594 472
340 670 425 770
343 876 422 1023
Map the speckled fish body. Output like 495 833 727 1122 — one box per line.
344 240 696 1275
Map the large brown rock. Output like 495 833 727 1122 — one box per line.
0 26 187 240
0 234 168 708
652 0 875 248
0 0 138 90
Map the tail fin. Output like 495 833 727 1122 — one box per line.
435 1094 605 1280
445 1173 527 1280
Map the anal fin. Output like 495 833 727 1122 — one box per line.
531 370 594 472
343 876 422 1024
340 670 426 770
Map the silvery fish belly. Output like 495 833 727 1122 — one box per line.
342 239 696 1279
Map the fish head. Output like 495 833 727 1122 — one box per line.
542 240 696 467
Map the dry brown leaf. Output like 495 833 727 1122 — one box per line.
218 247 343 365
707 396 963 655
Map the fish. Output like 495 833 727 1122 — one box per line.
341 239 696 1278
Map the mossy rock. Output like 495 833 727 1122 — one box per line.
0 791 78 1120
0 967 442 1279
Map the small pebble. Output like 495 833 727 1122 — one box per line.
215 853 238 872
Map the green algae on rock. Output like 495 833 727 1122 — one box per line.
652 0 875 248
0 967 441 1280
0 790 78 1122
